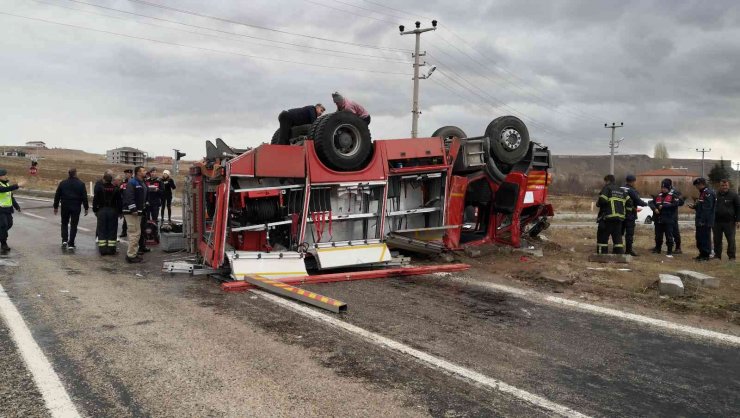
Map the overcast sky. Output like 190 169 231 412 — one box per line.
1 0 739 165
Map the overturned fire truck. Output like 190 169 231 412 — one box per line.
182 113 552 281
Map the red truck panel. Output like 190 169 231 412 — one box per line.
255 144 306 178
379 138 446 160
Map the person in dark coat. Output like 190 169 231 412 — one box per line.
712 179 739 260
620 174 647 256
119 168 133 237
122 166 148 262
688 177 716 261
93 172 122 255
276 104 326 145
669 184 685 254
53 168 89 250
596 174 629 254
0 168 23 255
159 169 176 224
648 179 680 255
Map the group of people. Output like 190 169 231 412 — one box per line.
597 174 739 261
276 92 369 145
41 166 176 262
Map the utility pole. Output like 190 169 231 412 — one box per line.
604 122 624 175
400 20 437 138
695 148 711 177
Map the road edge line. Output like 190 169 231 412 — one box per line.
448 277 740 346
251 289 591 418
22 212 47 220
0 284 81 418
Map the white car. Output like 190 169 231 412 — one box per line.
635 198 653 224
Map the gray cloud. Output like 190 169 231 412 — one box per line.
0 0 738 165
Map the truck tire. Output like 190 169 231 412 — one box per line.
313 112 372 171
482 137 508 184
485 116 530 165
431 126 467 140
309 114 330 139
270 128 282 145
291 124 312 137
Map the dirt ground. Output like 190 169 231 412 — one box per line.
460 225 740 325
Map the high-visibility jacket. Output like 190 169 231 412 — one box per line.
597 183 629 221
0 182 11 208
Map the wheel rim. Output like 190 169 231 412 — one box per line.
500 127 522 151
332 123 362 157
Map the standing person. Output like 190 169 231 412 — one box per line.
93 172 122 255
144 168 163 224
687 177 716 261
332 92 370 124
712 179 739 261
122 166 147 263
119 168 133 238
0 168 23 255
53 168 89 250
160 169 176 224
276 104 326 145
596 174 629 254
620 174 647 256
669 183 685 254
648 179 680 255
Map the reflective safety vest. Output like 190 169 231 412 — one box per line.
0 181 12 208
600 184 629 220
654 192 675 205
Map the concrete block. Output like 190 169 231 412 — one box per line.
659 274 684 296
514 247 544 257
464 246 483 258
675 270 720 289
588 254 632 264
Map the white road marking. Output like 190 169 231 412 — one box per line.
0 284 81 418
22 212 47 220
15 195 54 202
251 289 591 418
77 226 91 232
447 277 740 346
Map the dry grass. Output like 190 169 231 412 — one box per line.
0 147 188 192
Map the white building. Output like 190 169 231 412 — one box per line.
106 147 148 165
25 141 47 148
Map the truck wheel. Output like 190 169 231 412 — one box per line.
309 114 329 139
291 124 312 137
270 128 282 145
485 116 530 164
482 137 509 184
431 126 467 140
313 112 372 171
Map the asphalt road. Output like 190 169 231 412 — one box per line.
1 196 739 417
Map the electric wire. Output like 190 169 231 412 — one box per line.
359 0 605 122
57 0 410 63
0 11 412 75
122 0 411 52
304 0 400 24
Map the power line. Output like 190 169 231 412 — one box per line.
122 0 410 52
431 31 603 125
0 11 412 75
361 0 605 122
33 0 411 64
329 0 407 20
60 0 410 63
303 0 399 24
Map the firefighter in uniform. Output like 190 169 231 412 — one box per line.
93 172 122 255
620 174 647 256
649 179 679 255
596 174 629 254
688 177 716 261
0 168 22 255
